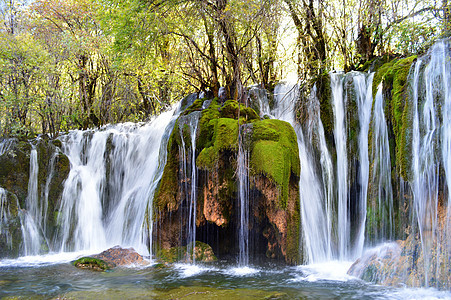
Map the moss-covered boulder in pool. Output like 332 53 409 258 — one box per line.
72 257 113 271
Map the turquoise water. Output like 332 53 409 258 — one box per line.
0 253 450 299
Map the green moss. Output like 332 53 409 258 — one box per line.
370 55 417 180
220 100 260 121
196 147 218 170
317 73 334 137
72 257 112 271
183 98 205 116
250 119 300 208
196 99 241 170
154 121 180 211
372 58 399 98
388 56 417 180
197 99 221 151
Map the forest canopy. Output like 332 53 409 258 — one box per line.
0 0 449 137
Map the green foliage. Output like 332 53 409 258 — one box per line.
388 20 437 56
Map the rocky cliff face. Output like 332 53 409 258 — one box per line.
153 98 301 264
0 137 70 257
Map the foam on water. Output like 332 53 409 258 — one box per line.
174 263 215 278
225 266 260 276
0 250 97 268
292 261 355 282
387 288 451 300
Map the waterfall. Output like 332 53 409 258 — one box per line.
249 85 271 117
0 188 15 251
56 106 179 255
331 73 350 260
178 111 201 262
353 72 374 258
302 86 335 263
439 39 451 291
273 82 335 263
274 72 374 263
21 147 45 255
368 84 394 242
408 39 450 288
237 126 250 266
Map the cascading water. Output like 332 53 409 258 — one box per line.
56 106 179 255
21 147 45 255
237 126 250 266
273 82 335 263
367 84 394 242
274 72 374 263
249 85 271 117
439 39 451 291
302 86 335 263
0 187 16 251
408 39 450 288
353 72 374 258
178 111 201 262
331 72 351 260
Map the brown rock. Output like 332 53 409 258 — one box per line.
92 246 149 267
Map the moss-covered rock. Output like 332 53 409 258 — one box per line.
92 246 148 267
371 56 417 180
316 72 334 139
72 257 113 271
0 137 70 258
0 139 32 207
154 95 301 264
220 100 260 121
197 118 238 171
250 119 300 208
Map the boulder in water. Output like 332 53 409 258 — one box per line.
72 257 113 271
92 246 148 267
73 246 149 271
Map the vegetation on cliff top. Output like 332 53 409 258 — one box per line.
0 0 447 138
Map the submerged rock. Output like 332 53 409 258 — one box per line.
157 241 217 263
